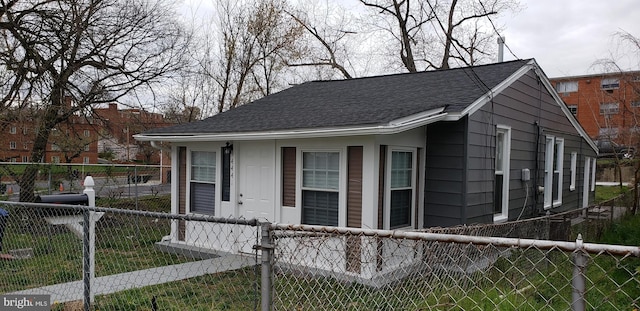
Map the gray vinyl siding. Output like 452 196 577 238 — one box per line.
423 69 596 228
424 120 466 227
465 70 596 224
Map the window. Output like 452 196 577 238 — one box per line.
51 144 60 151
598 127 619 139
51 156 60 163
10 158 16 163
570 152 577 191
388 149 415 229
556 81 578 93
544 136 564 209
9 126 16 134
9 141 16 149
22 156 28 163
494 126 511 222
591 159 596 192
601 78 620 90
302 152 340 226
83 157 90 164
84 130 90 137
22 127 28 135
84 144 90 151
632 101 640 108
190 151 216 215
600 103 619 115
567 105 577 116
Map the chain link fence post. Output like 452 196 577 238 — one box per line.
260 222 273 311
572 233 587 311
82 207 91 311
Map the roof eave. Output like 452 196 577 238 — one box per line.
135 108 448 142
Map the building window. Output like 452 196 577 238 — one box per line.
387 149 415 229
599 102 619 115
83 157 90 164
51 144 60 151
570 152 577 191
84 144 90 151
494 126 511 222
190 151 216 215
22 127 28 135
9 141 16 149
10 158 16 163
601 78 620 90
567 105 577 116
9 126 16 134
23 142 28 150
302 152 340 226
22 156 28 163
598 127 619 139
51 156 60 163
556 81 578 93
544 136 564 209
632 101 640 108
84 130 90 137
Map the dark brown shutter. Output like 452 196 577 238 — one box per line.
378 145 386 230
377 145 387 271
281 147 296 207
347 146 363 227
178 146 186 241
346 146 363 273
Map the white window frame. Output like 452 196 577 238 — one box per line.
384 147 417 229
187 149 218 215
494 125 511 223
570 152 577 191
300 150 342 227
9 141 16 149
51 156 60 163
591 158 596 192
556 81 578 93
22 156 28 163
544 136 564 209
601 78 620 90
84 130 90 137
599 103 619 115
83 156 90 164
9 126 16 134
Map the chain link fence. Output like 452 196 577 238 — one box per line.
0 191 638 310
0 162 171 215
271 224 640 310
0 202 260 310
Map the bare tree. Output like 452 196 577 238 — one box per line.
0 0 187 201
284 2 357 80
592 30 640 214
359 0 518 72
211 0 303 113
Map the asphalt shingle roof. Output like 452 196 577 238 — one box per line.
145 59 530 135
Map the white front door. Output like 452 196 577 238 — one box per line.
238 141 276 221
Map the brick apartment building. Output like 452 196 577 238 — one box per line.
550 71 640 146
0 101 175 164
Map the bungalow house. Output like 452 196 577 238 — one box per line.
135 59 597 259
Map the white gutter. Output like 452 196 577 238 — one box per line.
135 108 447 142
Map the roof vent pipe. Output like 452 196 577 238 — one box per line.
497 36 505 62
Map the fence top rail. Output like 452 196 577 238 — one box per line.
0 201 259 226
271 223 640 257
0 162 171 168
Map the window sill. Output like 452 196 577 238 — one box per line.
493 215 508 223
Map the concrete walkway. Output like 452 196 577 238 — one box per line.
8 254 256 304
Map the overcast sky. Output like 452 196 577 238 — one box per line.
497 0 640 78
181 0 640 78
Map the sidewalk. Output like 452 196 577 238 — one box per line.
8 254 255 304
